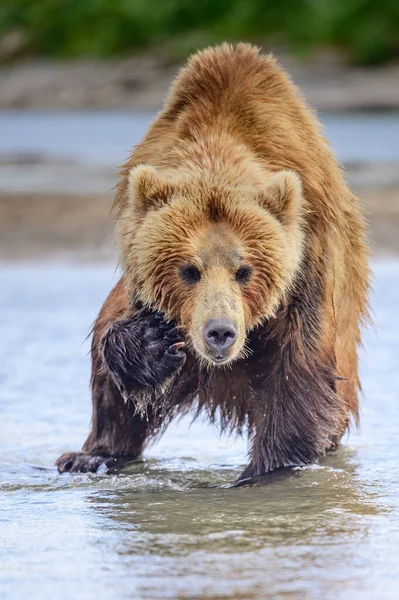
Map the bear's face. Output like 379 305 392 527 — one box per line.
118 166 304 366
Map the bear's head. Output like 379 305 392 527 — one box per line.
118 165 304 367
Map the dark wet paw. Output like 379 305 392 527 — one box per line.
56 452 111 474
142 312 186 386
102 309 186 394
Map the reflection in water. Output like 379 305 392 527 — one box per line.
92 449 380 545
75 447 389 599
1 263 399 600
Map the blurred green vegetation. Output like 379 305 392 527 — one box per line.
1 0 398 64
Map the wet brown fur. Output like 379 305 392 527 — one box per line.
56 44 370 478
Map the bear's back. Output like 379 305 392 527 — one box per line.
116 44 347 220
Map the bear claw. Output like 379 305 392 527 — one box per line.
167 341 186 354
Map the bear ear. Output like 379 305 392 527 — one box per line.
257 171 303 226
128 165 175 218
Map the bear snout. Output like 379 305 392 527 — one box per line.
204 318 237 362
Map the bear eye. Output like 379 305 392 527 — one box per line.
179 264 201 284
235 265 252 284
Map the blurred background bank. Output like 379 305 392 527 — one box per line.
0 0 399 261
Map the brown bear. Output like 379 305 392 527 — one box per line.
56 44 370 481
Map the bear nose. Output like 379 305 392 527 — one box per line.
204 318 237 352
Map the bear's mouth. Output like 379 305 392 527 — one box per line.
209 353 231 365
194 345 238 367
212 354 228 364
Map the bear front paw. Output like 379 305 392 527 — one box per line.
102 309 186 395
56 452 134 473
56 452 109 473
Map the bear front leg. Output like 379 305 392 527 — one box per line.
237 397 340 484
236 348 344 483
55 363 153 474
56 278 186 474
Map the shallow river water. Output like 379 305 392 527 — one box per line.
1 261 399 600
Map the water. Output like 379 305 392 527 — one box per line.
2 111 399 165
1 261 398 599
